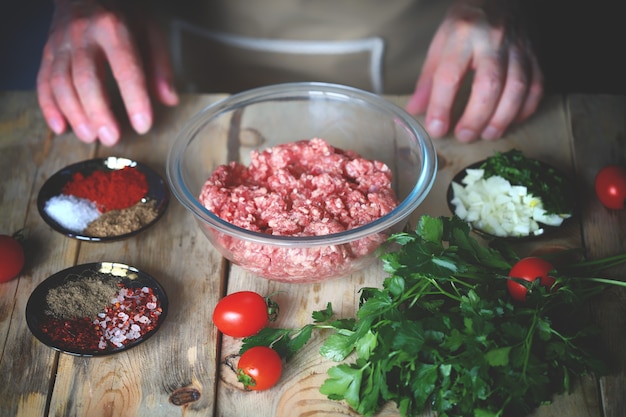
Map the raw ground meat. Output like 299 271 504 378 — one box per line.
199 138 399 282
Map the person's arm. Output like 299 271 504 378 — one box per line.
406 0 543 142
37 0 178 146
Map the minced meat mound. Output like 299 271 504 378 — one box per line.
199 138 399 281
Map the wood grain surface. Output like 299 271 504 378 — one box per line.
0 91 624 417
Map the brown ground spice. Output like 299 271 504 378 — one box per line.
84 199 158 237
45 274 121 320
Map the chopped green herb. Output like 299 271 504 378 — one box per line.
479 149 574 215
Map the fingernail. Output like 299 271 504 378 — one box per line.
457 129 476 142
131 113 151 134
481 126 501 141
98 125 118 146
76 123 94 141
48 117 64 134
426 119 446 138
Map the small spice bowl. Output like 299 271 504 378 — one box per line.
37 157 169 242
26 262 168 357
446 158 576 240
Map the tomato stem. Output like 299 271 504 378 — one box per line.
265 295 280 322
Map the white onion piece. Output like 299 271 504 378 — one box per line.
450 169 571 237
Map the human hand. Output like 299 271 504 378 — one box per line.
406 0 543 142
37 0 179 146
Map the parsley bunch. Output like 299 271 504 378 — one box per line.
242 215 626 417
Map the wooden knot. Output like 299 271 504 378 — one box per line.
169 386 201 406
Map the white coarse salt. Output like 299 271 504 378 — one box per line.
44 194 101 232
136 315 151 324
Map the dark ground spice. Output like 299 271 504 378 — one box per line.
84 199 159 237
45 273 121 320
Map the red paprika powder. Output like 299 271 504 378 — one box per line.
63 167 148 212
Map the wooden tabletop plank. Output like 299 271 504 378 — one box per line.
568 94 626 417
0 92 623 417
0 91 96 416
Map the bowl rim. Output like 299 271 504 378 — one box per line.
166 82 437 247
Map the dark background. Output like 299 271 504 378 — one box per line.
527 0 626 95
0 1 53 90
1 1 625 95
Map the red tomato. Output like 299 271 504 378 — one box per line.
237 346 282 391
594 165 626 209
212 291 269 337
0 234 25 283
507 257 556 302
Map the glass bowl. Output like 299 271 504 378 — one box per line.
166 82 437 282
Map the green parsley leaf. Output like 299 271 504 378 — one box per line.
319 363 365 408
312 302 333 323
484 346 512 367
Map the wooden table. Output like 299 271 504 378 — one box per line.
1 91 625 417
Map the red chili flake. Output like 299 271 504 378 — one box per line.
40 316 103 351
40 285 162 352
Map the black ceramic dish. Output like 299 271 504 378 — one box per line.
446 158 575 240
26 262 168 357
37 157 169 242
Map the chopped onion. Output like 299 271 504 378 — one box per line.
450 169 571 237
